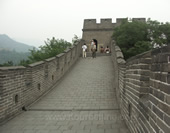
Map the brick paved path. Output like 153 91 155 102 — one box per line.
0 56 130 133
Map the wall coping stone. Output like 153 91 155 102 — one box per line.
115 46 121 51
56 53 65 58
0 66 26 70
45 57 56 62
69 45 75 49
151 45 170 55
74 43 79 46
28 61 44 67
116 51 124 58
64 49 71 53
127 50 151 62
117 58 126 64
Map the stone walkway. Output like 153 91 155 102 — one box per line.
0 56 130 133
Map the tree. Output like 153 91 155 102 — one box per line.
18 59 31 67
72 35 81 45
147 19 170 47
0 61 14 67
113 20 151 59
28 37 71 63
159 22 170 45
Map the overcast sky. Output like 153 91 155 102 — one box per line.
0 0 170 48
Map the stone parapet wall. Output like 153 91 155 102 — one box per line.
0 41 83 123
149 47 170 133
111 41 170 133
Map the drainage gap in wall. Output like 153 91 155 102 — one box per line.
14 94 19 104
128 103 132 118
22 106 27 111
52 75 54 80
37 83 41 90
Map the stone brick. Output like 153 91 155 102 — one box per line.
151 48 161 56
159 54 170 63
167 74 170 84
165 95 170 104
161 64 170 72
152 104 164 120
160 73 167 83
149 80 160 90
152 89 165 101
164 113 170 127
138 101 149 121
156 117 170 133
160 45 170 53
154 73 161 80
138 118 149 133
159 82 170 94
140 76 150 81
149 94 158 106
151 64 161 71
139 58 151 64
150 117 160 133
157 101 170 116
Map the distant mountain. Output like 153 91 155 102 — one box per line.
0 49 30 65
0 34 35 52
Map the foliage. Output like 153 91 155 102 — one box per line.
27 37 72 63
0 37 72 67
18 59 31 67
113 20 151 59
113 19 170 59
72 35 81 45
0 61 14 67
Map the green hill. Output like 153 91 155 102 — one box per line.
0 34 35 52
0 49 30 65
0 34 35 65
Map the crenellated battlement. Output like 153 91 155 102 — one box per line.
132 18 146 22
83 18 145 30
83 18 115 30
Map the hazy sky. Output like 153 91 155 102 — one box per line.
0 0 170 48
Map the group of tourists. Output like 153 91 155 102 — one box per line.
82 39 110 58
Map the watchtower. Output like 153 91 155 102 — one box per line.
82 18 146 52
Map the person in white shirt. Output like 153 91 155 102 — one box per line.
105 46 110 53
82 43 87 58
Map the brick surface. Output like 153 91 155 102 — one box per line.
0 56 129 133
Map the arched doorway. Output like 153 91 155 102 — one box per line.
93 39 98 51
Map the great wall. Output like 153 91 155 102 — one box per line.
0 18 169 133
